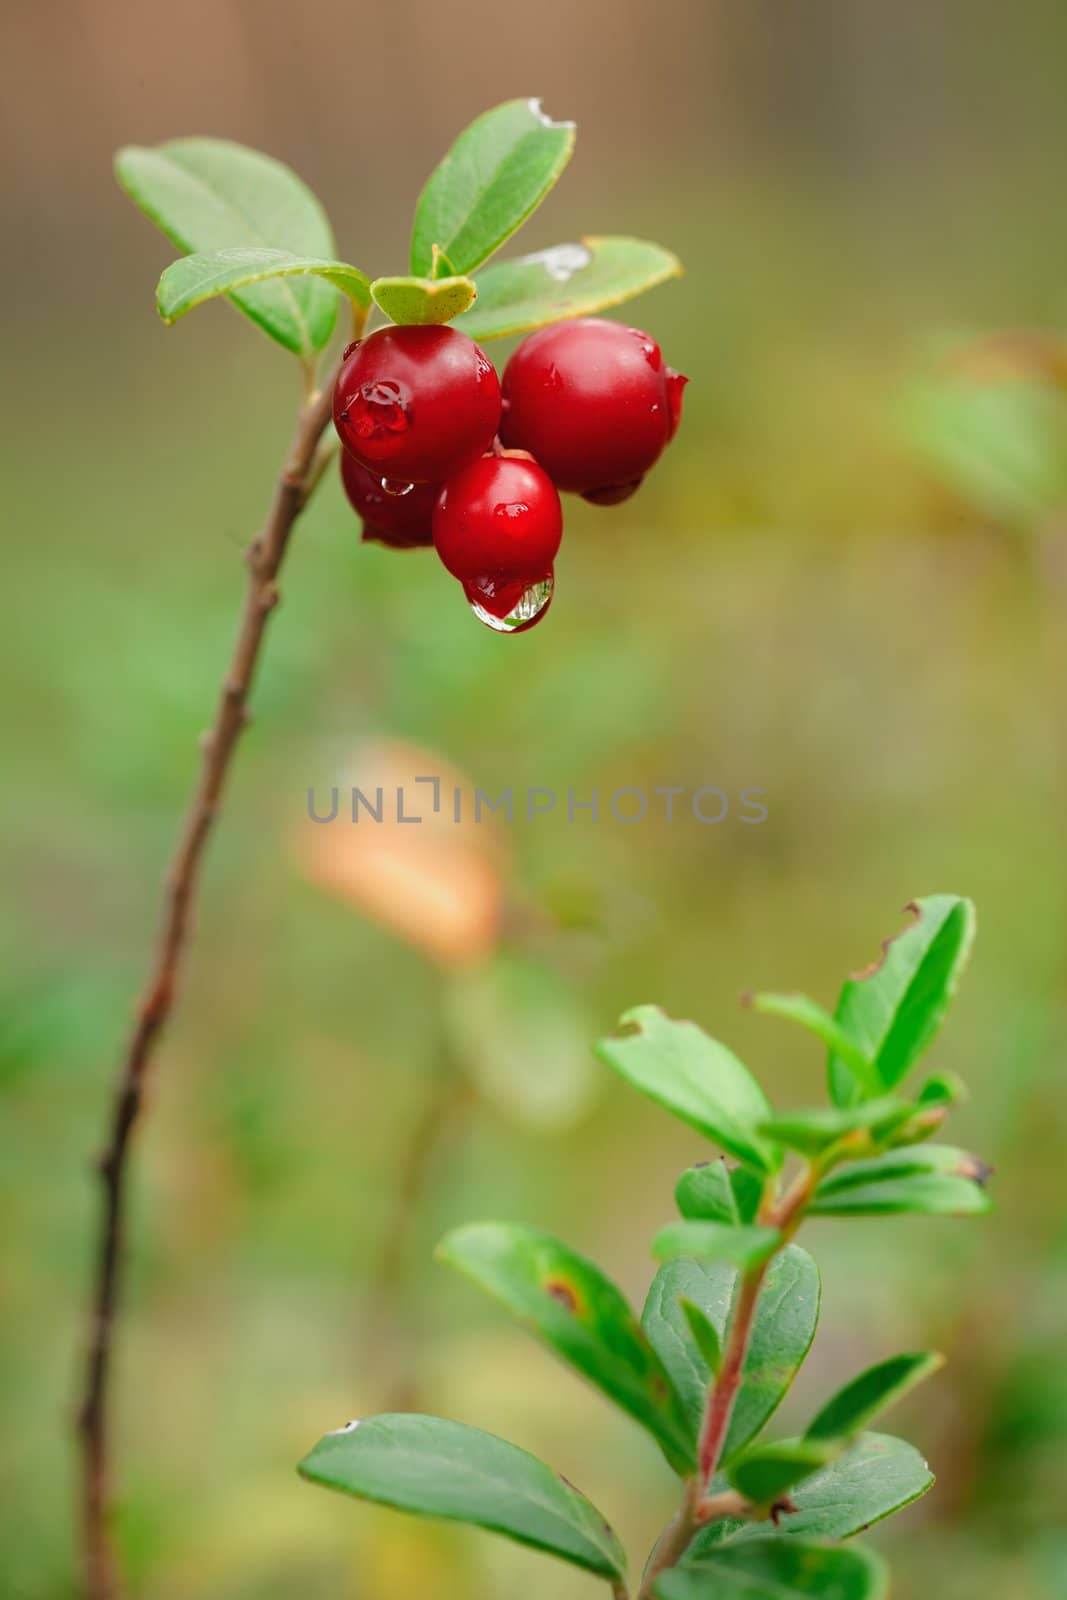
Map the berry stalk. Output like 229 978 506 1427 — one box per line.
76 359 343 1600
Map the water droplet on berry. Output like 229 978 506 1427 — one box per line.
536 243 593 283
493 499 532 521
350 379 411 440
665 369 688 440
341 340 362 360
628 327 663 370
465 573 554 632
380 478 415 497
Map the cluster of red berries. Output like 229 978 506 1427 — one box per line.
334 317 686 632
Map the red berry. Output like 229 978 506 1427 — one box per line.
334 326 501 485
500 317 687 503
339 452 438 548
433 453 563 584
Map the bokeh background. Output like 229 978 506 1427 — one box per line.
4 2 1067 1595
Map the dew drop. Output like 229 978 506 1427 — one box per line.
527 98 576 132
540 243 593 283
466 572 554 633
328 1419 361 1435
350 379 411 440
381 478 416 497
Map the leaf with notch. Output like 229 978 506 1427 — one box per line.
436 1222 694 1473
829 896 976 1107
806 1352 944 1442
727 1437 843 1505
659 1537 887 1600
456 236 682 341
371 274 477 326
157 248 371 329
641 1247 820 1464
411 99 575 278
298 1414 625 1580
652 1222 780 1271
597 1007 779 1173
687 1432 934 1554
116 138 338 356
810 1144 993 1217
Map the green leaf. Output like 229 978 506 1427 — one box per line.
806 1352 944 1442
116 138 339 357
727 1438 843 1506
829 896 976 1107
675 1160 741 1225
597 1007 779 1173
680 1300 722 1377
157 248 371 329
641 1247 820 1463
688 1433 934 1554
659 1537 888 1599
757 1099 914 1159
371 274 477 326
745 991 879 1097
436 1222 694 1473
652 1222 781 1271
456 236 682 341
810 1144 992 1216
411 98 575 278
297 1414 625 1580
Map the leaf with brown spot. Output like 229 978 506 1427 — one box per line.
437 1222 695 1473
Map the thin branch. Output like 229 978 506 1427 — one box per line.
76 358 343 1600
638 1162 819 1598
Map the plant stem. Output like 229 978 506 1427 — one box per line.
639 1162 817 1597
76 360 342 1600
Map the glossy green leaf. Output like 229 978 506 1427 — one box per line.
746 991 878 1096
727 1438 843 1505
411 99 575 278
116 138 338 356
810 1144 993 1217
688 1433 934 1553
641 1247 820 1463
157 248 371 328
680 1299 722 1376
437 1222 694 1472
652 1222 781 1271
757 1098 914 1159
659 1537 887 1600
298 1414 625 1579
597 1007 779 1172
829 896 976 1106
675 1160 741 1225
806 1352 944 1441
456 236 682 341
371 273 477 326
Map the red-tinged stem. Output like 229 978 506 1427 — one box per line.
76 360 342 1600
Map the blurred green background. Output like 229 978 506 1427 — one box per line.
4 2 1067 1595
